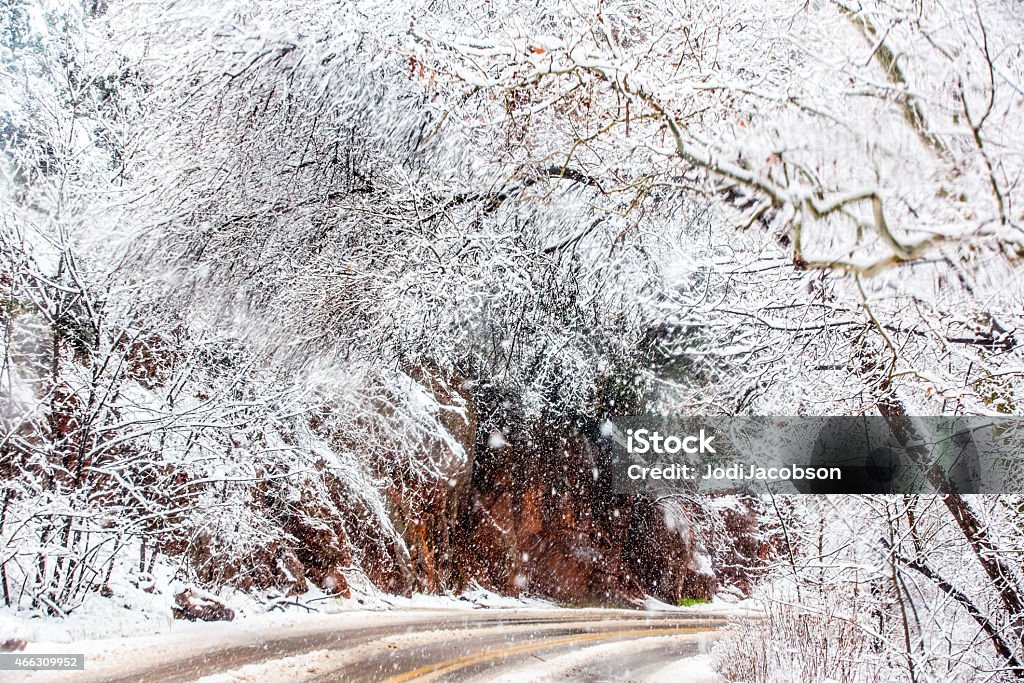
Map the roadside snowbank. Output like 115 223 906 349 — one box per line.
640 594 761 618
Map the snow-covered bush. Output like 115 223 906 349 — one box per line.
715 495 1024 681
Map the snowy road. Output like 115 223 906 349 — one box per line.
22 609 727 683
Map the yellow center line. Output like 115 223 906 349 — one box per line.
381 626 715 683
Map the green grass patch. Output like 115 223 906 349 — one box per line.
677 597 710 607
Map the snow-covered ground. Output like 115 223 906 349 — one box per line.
0 562 555 644
638 595 760 617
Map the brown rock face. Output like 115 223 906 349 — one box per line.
296 469 418 598
383 369 479 594
338 372 770 606
320 567 351 597
622 497 717 602
277 549 309 596
169 371 768 606
453 419 723 605
457 421 631 603
280 484 355 594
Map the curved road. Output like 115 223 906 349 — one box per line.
38 609 727 683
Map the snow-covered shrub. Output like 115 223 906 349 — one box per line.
714 600 883 683
716 495 1024 682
